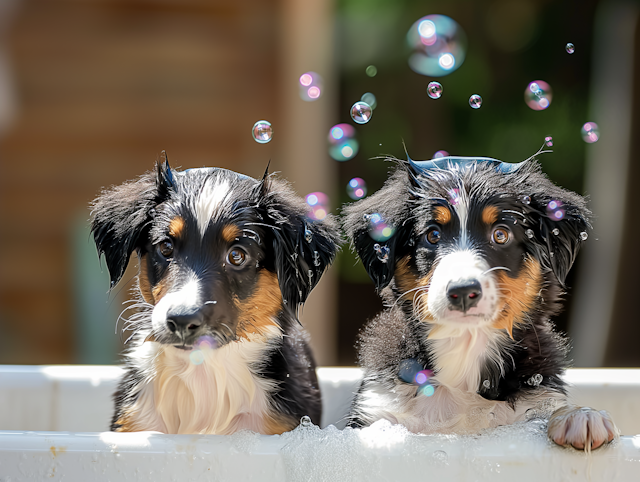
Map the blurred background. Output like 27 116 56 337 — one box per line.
0 0 638 368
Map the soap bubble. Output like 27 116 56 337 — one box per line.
299 71 324 102
190 350 205 365
328 123 359 161
252 120 273 144
407 14 467 77
433 150 449 158
306 192 329 221
566 43 575 54
365 65 378 77
469 94 482 109
419 384 435 397
373 243 390 263
524 80 552 111
347 177 367 200
427 81 443 99
581 122 599 143
546 200 565 221
367 213 396 242
544 136 553 147
350 101 373 124
580 232 588 241
360 92 377 110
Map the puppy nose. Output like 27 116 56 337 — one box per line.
166 309 203 337
446 279 482 312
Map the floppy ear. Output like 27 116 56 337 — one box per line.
522 183 591 286
342 166 416 291
90 154 174 289
257 175 341 313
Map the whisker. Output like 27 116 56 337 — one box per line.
482 266 511 275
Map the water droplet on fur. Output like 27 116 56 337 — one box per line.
373 243 390 263
525 408 538 420
525 229 534 239
363 213 372 221
300 415 312 427
304 228 313 243
550 252 554 257
483 379 491 389
432 450 449 465
544 136 553 147
580 231 588 240
522 195 531 204
527 373 543 386
308 269 313 278
552 228 559 235
313 251 321 266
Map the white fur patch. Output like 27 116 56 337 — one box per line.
125 325 280 434
151 276 200 333
451 188 470 247
195 177 231 236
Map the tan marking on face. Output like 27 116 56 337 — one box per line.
169 216 186 238
263 412 298 434
138 254 155 304
415 266 436 325
152 279 169 301
222 225 241 243
492 256 543 338
482 205 500 225
394 256 418 302
235 271 282 339
433 206 452 224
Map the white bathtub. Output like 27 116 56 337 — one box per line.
0 366 639 481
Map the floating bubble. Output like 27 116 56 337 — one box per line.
483 379 491 389
427 81 443 99
373 243 390 263
252 120 273 144
414 369 433 385
552 228 560 235
350 101 373 124
546 200 565 221
305 192 329 221
581 122 599 143
366 65 378 77
407 14 467 77
360 92 377 110
524 80 553 111
347 177 367 200
328 123 359 161
419 384 435 396
367 213 396 242
433 150 449 159
300 415 313 427
190 350 205 365
469 94 482 109
195 335 216 350
299 71 323 102
566 43 575 54
525 229 534 239
544 136 553 147
580 232 588 241
398 358 424 383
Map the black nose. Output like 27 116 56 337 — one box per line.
446 279 483 312
166 309 204 338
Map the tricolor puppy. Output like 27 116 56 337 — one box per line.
344 156 617 450
91 154 339 434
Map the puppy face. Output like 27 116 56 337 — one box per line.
344 158 590 336
91 157 339 349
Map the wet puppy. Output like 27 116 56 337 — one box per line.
343 156 617 450
91 154 339 434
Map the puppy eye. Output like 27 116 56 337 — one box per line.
228 248 247 266
492 227 510 245
158 239 174 257
426 227 441 245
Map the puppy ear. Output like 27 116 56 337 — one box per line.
523 185 591 286
342 167 414 291
90 153 174 289
257 176 341 313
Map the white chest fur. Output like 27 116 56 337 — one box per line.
126 328 279 434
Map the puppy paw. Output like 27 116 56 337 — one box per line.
547 405 618 450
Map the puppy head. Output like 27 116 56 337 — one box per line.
343 157 590 336
91 155 340 349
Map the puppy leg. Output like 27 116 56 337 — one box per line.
547 404 618 450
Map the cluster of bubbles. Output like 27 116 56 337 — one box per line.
525 80 553 110
364 212 396 242
189 336 217 365
566 43 575 54
526 373 544 387
398 359 436 397
433 150 449 158
469 94 482 109
251 120 273 144
546 200 565 220
350 101 373 124
328 123 359 161
544 136 553 147
581 122 599 143
407 14 467 77
427 81 443 99
299 72 323 102
347 177 367 200
306 192 329 221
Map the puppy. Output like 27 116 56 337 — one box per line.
343 156 617 450
91 153 339 435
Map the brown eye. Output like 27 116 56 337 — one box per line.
426 227 441 245
158 239 174 257
228 248 247 266
492 227 510 245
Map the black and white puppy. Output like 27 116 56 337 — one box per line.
343 156 617 450
91 154 339 435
